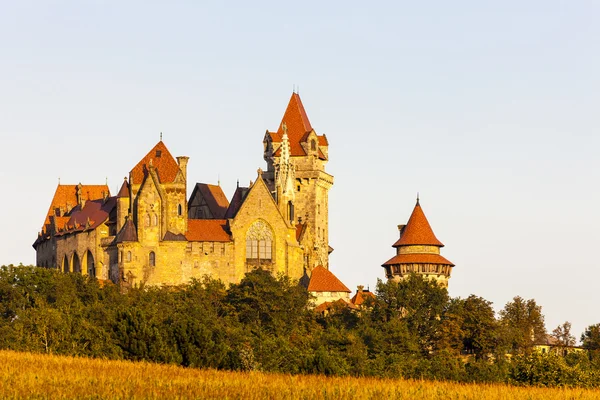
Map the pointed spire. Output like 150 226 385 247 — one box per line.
160 132 163 141
393 199 444 247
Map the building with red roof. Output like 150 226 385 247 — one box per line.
382 198 455 288
33 92 337 288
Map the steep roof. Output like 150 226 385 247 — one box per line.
382 253 454 267
115 218 138 243
56 197 117 235
393 200 444 247
186 219 231 242
130 141 181 185
267 93 328 157
307 266 351 293
117 179 130 198
42 184 109 231
224 186 249 219
189 183 229 219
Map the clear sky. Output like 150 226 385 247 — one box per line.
1 1 598 340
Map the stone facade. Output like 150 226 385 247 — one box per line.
33 93 332 288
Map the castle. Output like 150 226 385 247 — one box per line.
33 93 333 287
33 92 454 296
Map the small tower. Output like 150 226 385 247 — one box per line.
382 198 454 288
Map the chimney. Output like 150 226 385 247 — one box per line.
176 156 189 181
357 285 364 293
397 224 406 239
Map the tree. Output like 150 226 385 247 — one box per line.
499 296 546 354
551 321 576 349
581 324 600 351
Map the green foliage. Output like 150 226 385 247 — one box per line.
1 265 599 388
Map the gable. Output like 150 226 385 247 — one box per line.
189 183 229 219
130 141 181 185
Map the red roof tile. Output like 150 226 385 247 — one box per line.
382 253 454 267
42 184 109 232
186 219 231 242
268 93 328 157
350 290 376 306
307 266 351 293
61 197 117 234
130 141 181 185
190 183 229 219
314 299 357 313
393 201 444 247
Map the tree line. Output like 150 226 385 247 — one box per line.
1 264 599 387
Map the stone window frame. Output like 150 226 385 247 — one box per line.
149 251 156 267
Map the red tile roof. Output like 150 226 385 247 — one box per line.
42 184 109 232
268 93 328 157
59 197 117 234
350 290 376 306
307 266 351 293
130 141 181 185
393 200 444 247
190 183 229 219
382 253 454 267
186 219 231 242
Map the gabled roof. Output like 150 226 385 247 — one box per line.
267 93 328 157
314 299 358 313
382 253 454 267
57 197 117 235
130 141 181 185
350 289 376 306
115 218 138 243
42 184 109 232
186 219 231 242
189 183 229 219
224 186 249 219
393 200 444 247
307 266 351 293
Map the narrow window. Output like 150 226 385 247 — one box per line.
178 204 182 216
311 139 316 151
145 214 151 227
149 251 156 267
152 214 158 226
127 251 132 262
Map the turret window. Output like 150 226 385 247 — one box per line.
149 251 156 267
127 251 132 262
178 204 182 216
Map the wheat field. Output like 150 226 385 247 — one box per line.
0 350 598 399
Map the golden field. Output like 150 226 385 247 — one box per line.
0 350 598 399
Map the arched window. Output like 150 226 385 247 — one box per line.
127 251 132 262
178 204 182 216
86 251 95 278
72 253 81 274
246 220 273 264
145 214 151 227
287 201 294 224
152 214 158 226
311 139 316 151
149 251 156 267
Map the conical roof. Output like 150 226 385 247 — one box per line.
393 200 444 247
116 179 129 198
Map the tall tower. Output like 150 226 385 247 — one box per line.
382 198 455 288
263 93 334 272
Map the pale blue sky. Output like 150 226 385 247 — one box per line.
1 1 598 339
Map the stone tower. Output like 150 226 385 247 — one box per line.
382 198 454 288
128 141 189 240
263 93 334 272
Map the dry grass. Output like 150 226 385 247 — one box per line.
0 350 598 399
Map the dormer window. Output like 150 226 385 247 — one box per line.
311 139 316 151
